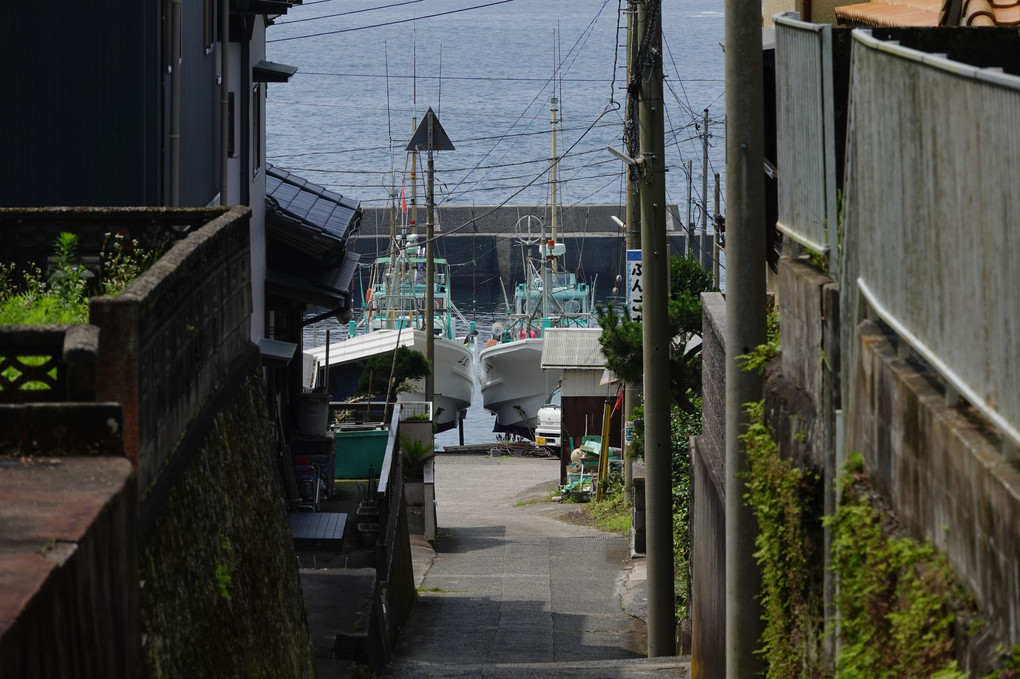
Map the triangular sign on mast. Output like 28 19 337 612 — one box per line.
406 107 455 151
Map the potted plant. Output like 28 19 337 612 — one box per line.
356 480 379 521
356 521 379 547
400 435 435 506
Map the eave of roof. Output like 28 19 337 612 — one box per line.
265 164 362 259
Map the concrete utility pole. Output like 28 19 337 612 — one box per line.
425 148 435 407
701 109 710 259
686 160 693 257
713 173 721 289
636 0 676 658
724 0 767 674
623 0 641 503
407 109 455 410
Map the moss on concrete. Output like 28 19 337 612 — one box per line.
139 369 314 678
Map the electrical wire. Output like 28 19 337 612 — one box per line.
275 0 429 25
267 0 517 43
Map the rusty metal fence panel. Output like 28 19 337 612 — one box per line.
844 30 1020 450
774 12 838 275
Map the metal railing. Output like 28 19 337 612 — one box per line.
844 30 1020 453
774 12 839 276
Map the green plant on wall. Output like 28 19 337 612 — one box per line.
742 399 824 679
737 308 781 375
214 533 235 601
825 452 968 679
400 435 435 481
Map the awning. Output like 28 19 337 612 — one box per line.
257 337 298 365
254 60 298 83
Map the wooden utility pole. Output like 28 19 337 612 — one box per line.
636 0 675 658
724 0 767 674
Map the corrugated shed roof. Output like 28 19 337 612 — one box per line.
541 328 606 369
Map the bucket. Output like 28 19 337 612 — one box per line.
294 391 330 436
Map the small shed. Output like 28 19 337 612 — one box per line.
541 328 624 483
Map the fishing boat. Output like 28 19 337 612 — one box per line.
306 233 477 434
307 103 476 437
479 90 596 438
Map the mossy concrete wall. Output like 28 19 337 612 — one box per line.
849 320 1020 662
139 351 314 678
690 291 727 679
694 256 1020 675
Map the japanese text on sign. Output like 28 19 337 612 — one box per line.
626 249 643 321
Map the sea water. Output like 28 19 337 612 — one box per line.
266 0 726 215
267 0 726 446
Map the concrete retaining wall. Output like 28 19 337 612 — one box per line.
849 320 1020 654
0 406 139 679
139 356 315 678
690 292 727 679
1 206 314 678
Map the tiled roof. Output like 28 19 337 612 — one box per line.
963 0 1020 24
835 0 942 26
835 0 1020 25
265 164 362 253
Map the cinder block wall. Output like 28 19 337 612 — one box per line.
1 207 314 678
92 206 253 494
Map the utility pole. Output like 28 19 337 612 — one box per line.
636 0 675 658
713 173 721 289
686 159 694 257
407 109 455 410
623 0 641 503
425 147 435 405
724 0 767 674
701 109 710 265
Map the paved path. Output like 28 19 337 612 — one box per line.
387 453 688 678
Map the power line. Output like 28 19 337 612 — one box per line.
267 0 517 43
275 0 429 25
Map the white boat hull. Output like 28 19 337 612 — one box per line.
479 337 561 436
306 330 476 433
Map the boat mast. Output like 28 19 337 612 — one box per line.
549 38 560 271
410 29 419 237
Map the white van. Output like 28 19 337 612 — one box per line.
534 387 561 452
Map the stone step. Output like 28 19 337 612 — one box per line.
385 656 692 678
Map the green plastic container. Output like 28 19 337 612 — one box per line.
333 428 390 479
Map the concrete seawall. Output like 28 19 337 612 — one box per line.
350 205 715 295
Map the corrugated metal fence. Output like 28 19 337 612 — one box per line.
775 12 839 275
844 30 1020 450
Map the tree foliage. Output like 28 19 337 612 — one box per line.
596 254 715 413
356 346 431 405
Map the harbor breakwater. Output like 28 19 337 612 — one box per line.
347 204 714 298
